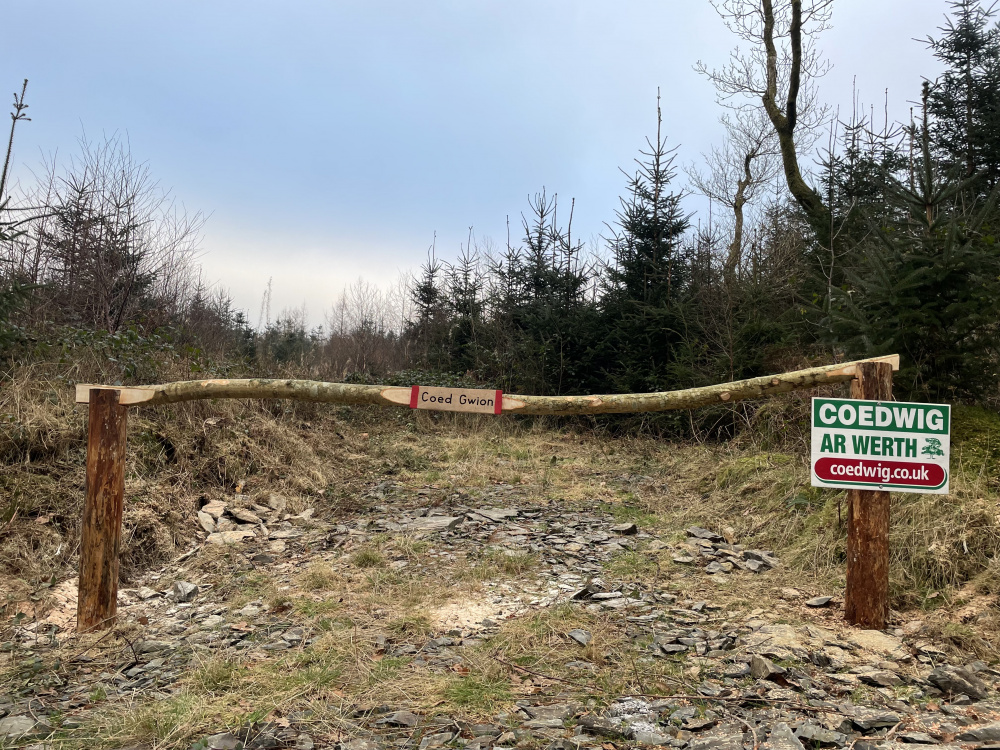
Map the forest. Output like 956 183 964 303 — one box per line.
2 0 999 422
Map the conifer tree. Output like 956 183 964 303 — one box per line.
830 84 1000 400
599 106 691 392
926 0 1000 190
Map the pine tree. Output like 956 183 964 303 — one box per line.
599 107 691 393
408 247 449 369
445 242 485 374
505 190 597 395
830 85 1000 400
926 0 1000 190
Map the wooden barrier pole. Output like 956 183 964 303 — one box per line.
77 388 128 632
844 361 893 629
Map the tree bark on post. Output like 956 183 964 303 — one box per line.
77 388 128 632
844 361 894 629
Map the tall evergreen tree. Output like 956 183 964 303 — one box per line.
830 86 1000 401
504 190 597 395
408 248 450 369
599 107 691 392
926 0 1000 190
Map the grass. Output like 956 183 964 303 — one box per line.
603 500 658 528
189 655 246 695
604 550 659 579
351 548 386 569
386 613 433 637
442 676 513 713
300 562 340 591
462 548 539 581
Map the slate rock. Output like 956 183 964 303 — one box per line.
898 732 939 744
404 517 462 533
611 523 638 535
267 494 288 512
850 711 901 732
197 511 217 533
230 508 263 525
632 729 675 745
523 703 577 721
201 500 227 519
686 718 718 731
688 728 745 750
928 666 988 701
339 740 381 750
577 715 628 739
418 732 455 749
957 724 1000 743
572 582 604 600
658 643 688 655
859 670 903 688
136 586 160 600
374 711 419 728
568 629 592 646
846 630 907 660
805 596 832 608
471 508 519 522
750 655 787 680
795 724 848 747
135 639 174 654
172 581 199 602
524 717 564 729
765 723 806 750
470 724 501 737
208 529 256 545
0 715 41 739
686 527 725 543
591 591 624 600
205 733 241 750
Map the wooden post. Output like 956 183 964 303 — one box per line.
77 388 128 632
844 361 894 629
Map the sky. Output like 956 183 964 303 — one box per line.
2 1 950 326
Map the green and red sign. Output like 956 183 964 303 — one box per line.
811 398 950 494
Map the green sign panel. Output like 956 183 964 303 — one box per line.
811 398 950 494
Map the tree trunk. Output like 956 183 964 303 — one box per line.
760 0 831 246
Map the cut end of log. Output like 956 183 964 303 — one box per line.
826 354 900 380
379 387 415 406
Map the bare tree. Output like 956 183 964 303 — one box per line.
697 0 834 245
686 106 781 273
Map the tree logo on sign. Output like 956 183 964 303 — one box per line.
922 437 945 458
